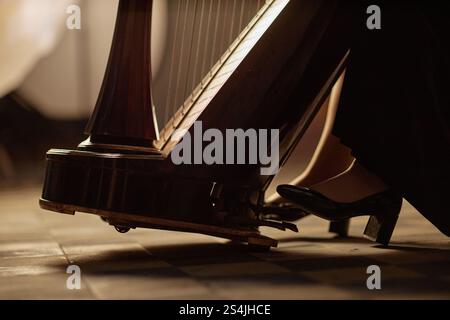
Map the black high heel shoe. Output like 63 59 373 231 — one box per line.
276 185 403 246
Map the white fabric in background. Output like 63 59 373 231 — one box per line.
0 0 72 97
2 0 167 120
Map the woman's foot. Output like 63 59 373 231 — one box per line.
276 185 401 221
276 161 403 246
308 160 389 203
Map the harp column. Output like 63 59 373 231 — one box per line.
80 0 160 154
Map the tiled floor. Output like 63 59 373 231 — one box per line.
0 187 449 300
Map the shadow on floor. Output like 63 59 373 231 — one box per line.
39 234 450 298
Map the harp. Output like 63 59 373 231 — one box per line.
40 0 353 249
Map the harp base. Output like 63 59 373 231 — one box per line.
39 199 278 249
40 148 278 249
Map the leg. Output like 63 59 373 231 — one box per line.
290 72 354 188
310 160 389 203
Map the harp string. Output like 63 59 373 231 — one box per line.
210 0 222 69
238 1 246 32
156 0 265 127
164 0 182 123
228 0 238 44
199 0 214 83
182 0 199 106
172 0 191 119
218 0 230 57
189 0 206 96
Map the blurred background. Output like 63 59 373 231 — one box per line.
1 0 116 187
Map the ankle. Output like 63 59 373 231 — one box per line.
310 161 388 203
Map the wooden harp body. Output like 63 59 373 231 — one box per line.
40 0 352 248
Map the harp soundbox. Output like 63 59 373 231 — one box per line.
40 0 352 249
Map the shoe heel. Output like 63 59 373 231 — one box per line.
364 197 403 246
329 219 350 237
363 199 401 246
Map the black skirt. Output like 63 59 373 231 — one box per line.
334 2 450 235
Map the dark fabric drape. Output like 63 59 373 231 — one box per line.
334 1 450 235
